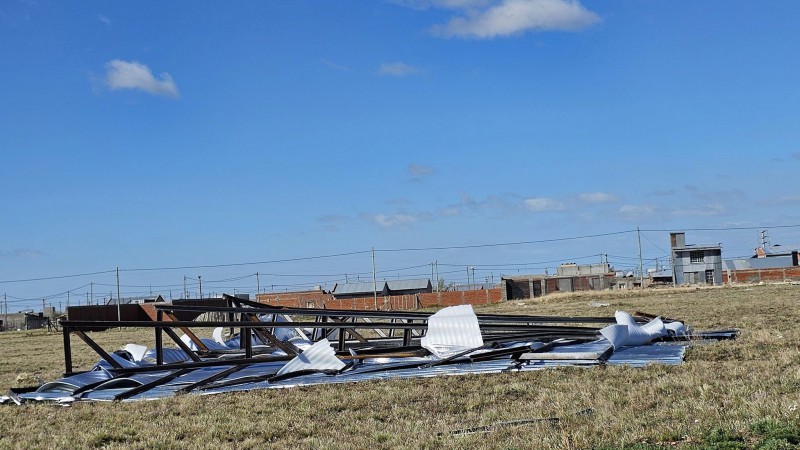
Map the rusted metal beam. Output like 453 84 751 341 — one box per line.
162 327 202 362
72 330 123 370
242 313 298 356
163 311 208 352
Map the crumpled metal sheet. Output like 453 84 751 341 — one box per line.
12 338 688 403
420 305 483 358
275 339 345 376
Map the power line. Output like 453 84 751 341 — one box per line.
641 224 800 232
375 230 636 252
0 270 115 285
437 254 604 268
120 250 372 272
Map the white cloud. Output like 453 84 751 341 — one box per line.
320 59 351 72
366 213 419 228
523 197 564 212
670 204 726 217
763 195 800 206
578 192 620 203
438 206 462 217
378 62 424 77
431 0 600 39
0 248 46 258
407 164 436 180
390 0 492 10
105 60 179 98
98 14 111 25
618 204 655 218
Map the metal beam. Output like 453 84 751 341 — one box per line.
114 368 195 402
72 330 123 370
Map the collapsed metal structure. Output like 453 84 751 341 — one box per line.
3 295 738 404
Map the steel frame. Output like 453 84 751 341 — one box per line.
56 296 706 401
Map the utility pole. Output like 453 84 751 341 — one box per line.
637 227 644 288
116 267 121 323
42 299 45 313
471 267 475 288
90 282 93 306
183 276 188 299
256 272 260 294
66 290 70 311
3 293 7 332
372 247 378 311
760 230 769 249
435 260 439 292
86 292 89 306
198 275 202 299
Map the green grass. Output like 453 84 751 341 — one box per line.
0 284 799 449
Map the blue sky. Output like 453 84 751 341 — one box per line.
2 0 799 310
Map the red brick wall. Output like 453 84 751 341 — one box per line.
255 292 419 311
255 289 504 310
418 289 503 308
255 291 333 309
723 267 800 284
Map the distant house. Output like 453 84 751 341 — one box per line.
670 232 723 285
386 279 433 296
106 294 165 305
331 282 388 299
556 263 612 277
24 312 51 330
722 247 800 284
331 279 432 299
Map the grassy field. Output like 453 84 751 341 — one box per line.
0 284 799 449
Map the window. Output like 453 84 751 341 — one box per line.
690 251 704 263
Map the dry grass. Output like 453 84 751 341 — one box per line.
1 284 799 449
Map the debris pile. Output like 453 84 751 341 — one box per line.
2 296 737 405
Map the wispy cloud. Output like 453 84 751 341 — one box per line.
686 187 746 204
378 62 424 77
97 14 111 25
362 213 420 229
652 189 675 197
670 204 726 217
317 214 348 232
618 204 655 219
523 197 565 212
320 59 351 72
578 192 620 203
761 195 800 206
0 248 46 258
407 164 436 181
618 202 726 220
792 152 800 160
391 0 492 10
104 59 179 98
429 0 601 39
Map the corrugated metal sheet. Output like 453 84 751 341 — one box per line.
332 282 385 295
386 279 431 291
420 304 483 358
17 339 691 403
723 256 794 270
